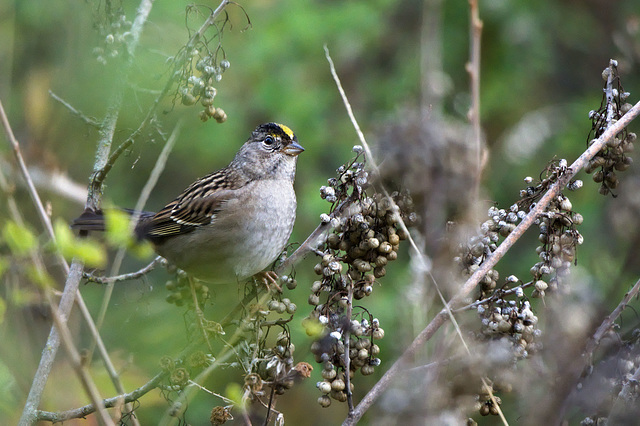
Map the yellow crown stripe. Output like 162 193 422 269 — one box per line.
275 123 295 139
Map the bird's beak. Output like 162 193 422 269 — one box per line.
283 141 305 156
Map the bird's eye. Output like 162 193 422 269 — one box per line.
264 136 275 145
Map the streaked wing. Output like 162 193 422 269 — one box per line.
138 169 238 240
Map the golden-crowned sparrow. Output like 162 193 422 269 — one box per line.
72 122 304 283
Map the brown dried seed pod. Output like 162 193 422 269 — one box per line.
318 395 332 408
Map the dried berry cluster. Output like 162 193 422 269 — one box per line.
92 1 133 65
453 159 586 417
173 48 229 123
249 330 298 395
586 62 636 195
312 317 384 408
305 146 415 407
241 326 312 403
456 160 584 360
167 7 235 123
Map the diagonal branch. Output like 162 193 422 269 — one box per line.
35 372 167 422
343 92 640 425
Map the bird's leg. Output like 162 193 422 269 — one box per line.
253 271 282 293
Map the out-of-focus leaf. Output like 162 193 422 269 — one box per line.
54 219 107 268
129 240 154 260
105 209 132 248
0 297 5 324
225 382 244 409
26 265 55 289
9 287 39 307
301 317 324 338
105 210 154 259
2 221 37 256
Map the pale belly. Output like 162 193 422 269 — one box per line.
154 180 296 283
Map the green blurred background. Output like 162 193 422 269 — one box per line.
1 0 640 424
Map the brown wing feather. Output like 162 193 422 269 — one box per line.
137 168 240 241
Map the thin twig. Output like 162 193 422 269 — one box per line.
83 256 165 284
187 380 235 404
0 101 62 263
49 90 101 128
344 281 354 412
454 280 535 312
585 276 640 359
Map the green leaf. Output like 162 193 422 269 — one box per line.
301 317 324 338
104 209 133 248
225 382 244 408
2 221 37 256
129 240 154 260
104 210 153 260
73 240 108 268
0 297 5 324
54 219 107 268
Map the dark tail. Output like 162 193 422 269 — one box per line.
71 208 156 237
71 208 107 232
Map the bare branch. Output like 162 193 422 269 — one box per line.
49 90 101 128
343 94 640 426
35 372 166 422
45 288 114 425
83 256 166 284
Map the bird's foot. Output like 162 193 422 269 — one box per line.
253 271 282 293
